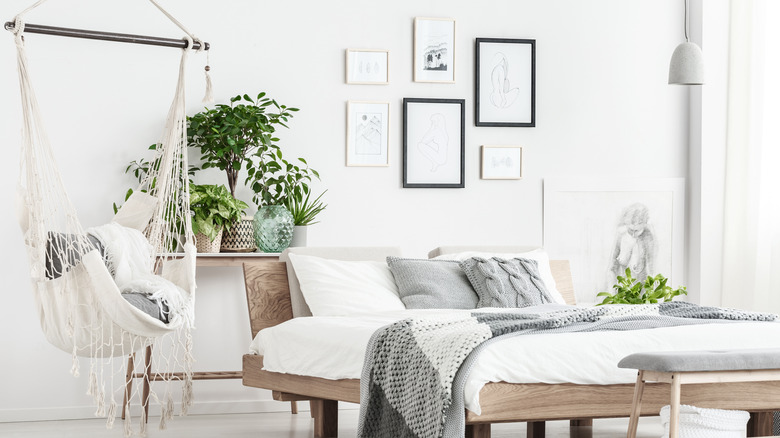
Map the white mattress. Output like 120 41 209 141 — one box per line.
248 306 780 415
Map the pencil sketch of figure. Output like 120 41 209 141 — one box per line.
490 52 520 109
355 113 382 155
417 113 448 171
491 156 514 169
607 203 656 284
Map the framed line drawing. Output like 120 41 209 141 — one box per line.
475 38 535 127
413 17 456 83
403 98 465 188
346 49 389 84
543 177 685 305
346 101 390 167
481 145 523 179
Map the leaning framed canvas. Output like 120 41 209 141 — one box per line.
481 145 523 179
475 38 535 127
346 101 390 166
346 49 389 84
413 17 456 83
403 98 465 188
543 177 685 305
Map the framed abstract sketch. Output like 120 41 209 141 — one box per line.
481 145 523 180
403 98 465 188
413 17 456 83
346 101 390 166
346 49 389 84
543 178 685 305
475 38 535 127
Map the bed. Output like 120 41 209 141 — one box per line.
241 246 780 438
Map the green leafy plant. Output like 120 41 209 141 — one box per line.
189 184 248 242
597 268 687 305
284 189 327 226
247 152 320 208
187 92 299 198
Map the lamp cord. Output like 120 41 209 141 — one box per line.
684 0 690 42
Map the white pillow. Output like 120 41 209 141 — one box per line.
433 248 567 305
287 253 406 316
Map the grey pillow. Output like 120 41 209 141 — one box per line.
460 257 553 308
45 232 105 280
386 257 478 309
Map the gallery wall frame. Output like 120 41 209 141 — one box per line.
346 101 390 167
481 145 523 180
475 38 535 127
346 49 389 84
403 98 465 188
543 177 685 305
413 17 456 83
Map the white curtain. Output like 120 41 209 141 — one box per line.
720 0 780 312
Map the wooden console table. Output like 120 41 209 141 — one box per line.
123 251 285 419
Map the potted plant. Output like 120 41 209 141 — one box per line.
187 92 298 251
284 189 327 247
189 184 248 253
596 268 687 305
246 148 321 252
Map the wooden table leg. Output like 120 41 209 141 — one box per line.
527 421 545 438
466 423 491 438
142 345 152 423
311 399 338 438
627 371 646 438
746 411 773 437
669 373 681 438
122 353 135 420
291 401 298 414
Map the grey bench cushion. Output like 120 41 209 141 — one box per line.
618 348 780 372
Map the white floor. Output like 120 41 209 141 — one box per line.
0 409 664 437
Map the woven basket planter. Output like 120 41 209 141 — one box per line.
195 229 223 253
220 216 257 252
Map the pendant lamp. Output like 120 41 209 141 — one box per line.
669 0 704 84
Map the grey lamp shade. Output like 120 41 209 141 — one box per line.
668 42 704 85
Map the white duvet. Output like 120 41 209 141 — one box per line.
249 305 780 415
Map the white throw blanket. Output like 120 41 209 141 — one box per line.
88 222 188 324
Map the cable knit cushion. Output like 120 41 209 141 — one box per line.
386 257 479 309
461 257 554 308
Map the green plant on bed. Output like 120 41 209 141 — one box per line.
597 268 687 305
189 184 248 242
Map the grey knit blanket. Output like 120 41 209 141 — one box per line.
356 302 776 438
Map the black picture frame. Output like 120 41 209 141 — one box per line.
475 38 536 127
403 98 465 188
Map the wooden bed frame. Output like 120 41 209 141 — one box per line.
241 260 780 438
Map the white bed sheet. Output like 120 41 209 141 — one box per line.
248 306 780 415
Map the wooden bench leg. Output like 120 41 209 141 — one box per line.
527 420 545 438
290 401 298 414
669 373 681 438
570 419 593 438
311 399 338 438
142 345 152 423
466 423 491 438
570 419 592 427
627 370 646 438
122 353 135 420
747 412 773 437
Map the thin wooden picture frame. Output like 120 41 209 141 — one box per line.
475 38 535 127
481 145 523 180
413 17 456 83
403 98 465 188
346 101 390 167
346 49 389 84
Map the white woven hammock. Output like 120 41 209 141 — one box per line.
11 1 204 435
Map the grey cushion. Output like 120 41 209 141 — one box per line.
460 257 553 308
45 232 105 280
618 348 780 372
122 292 169 323
386 257 478 309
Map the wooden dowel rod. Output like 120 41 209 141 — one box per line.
4 22 209 50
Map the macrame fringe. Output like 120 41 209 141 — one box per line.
140 409 148 437
124 415 132 438
202 65 214 104
71 346 80 377
106 399 117 429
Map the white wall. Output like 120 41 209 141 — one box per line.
0 0 689 421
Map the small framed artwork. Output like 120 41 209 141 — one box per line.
413 17 456 83
403 98 465 188
346 101 390 167
475 38 535 127
481 145 523 180
346 49 389 84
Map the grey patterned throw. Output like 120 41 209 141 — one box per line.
356 302 777 438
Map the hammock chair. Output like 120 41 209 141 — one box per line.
9 0 209 434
